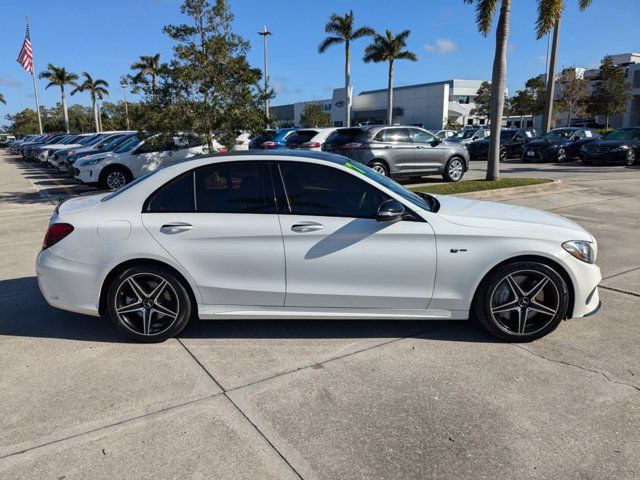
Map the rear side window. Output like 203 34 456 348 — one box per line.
145 173 195 212
277 162 386 218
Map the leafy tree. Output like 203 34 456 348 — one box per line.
587 56 631 129
363 29 417 125
130 54 161 95
136 0 268 150
443 117 460 130
38 64 78 134
67 104 96 132
4 108 40 135
300 104 331 128
319 10 374 127
471 81 492 118
71 72 109 132
0 93 5 105
556 68 589 126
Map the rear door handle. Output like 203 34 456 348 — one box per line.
291 222 324 233
160 222 193 233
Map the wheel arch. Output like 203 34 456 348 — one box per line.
100 163 133 179
98 258 199 317
470 254 575 319
367 158 391 174
446 154 468 171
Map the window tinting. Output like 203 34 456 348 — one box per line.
278 162 386 218
285 130 318 146
323 128 365 148
378 128 410 143
409 129 436 144
195 162 273 213
145 172 195 212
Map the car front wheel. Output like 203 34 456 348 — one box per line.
106 265 193 343
100 166 132 190
474 261 569 342
442 157 465 182
625 149 636 166
556 147 567 162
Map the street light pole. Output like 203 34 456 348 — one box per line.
258 26 272 119
121 80 130 130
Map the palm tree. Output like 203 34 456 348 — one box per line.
363 29 417 125
0 93 5 105
71 72 109 132
39 64 78 133
319 11 374 127
464 0 593 180
131 54 161 95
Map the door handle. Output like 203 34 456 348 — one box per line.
160 222 193 233
291 222 324 233
416 146 426 149
384 145 394 149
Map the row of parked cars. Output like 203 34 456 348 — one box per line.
6 124 639 190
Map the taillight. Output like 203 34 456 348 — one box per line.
42 223 74 250
236 140 245 145
218 146 228 153
300 142 321 149
261 141 279 148
342 142 368 149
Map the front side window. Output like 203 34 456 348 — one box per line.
409 129 436 144
278 162 387 218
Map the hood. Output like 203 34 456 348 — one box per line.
75 151 118 166
527 138 563 147
435 195 592 241
42 143 83 151
58 193 110 215
595 139 637 147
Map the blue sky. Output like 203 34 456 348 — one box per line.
1 0 638 122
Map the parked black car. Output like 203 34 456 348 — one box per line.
467 128 537 160
522 128 598 162
579 127 640 166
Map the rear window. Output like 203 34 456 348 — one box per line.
285 130 318 146
323 128 365 147
250 131 277 146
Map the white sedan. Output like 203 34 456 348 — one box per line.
37 151 601 343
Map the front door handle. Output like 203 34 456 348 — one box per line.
160 222 193 234
384 145 394 149
291 222 324 233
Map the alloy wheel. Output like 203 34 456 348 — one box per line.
489 270 560 336
448 159 463 181
114 273 180 337
106 171 127 190
499 147 507 161
371 164 387 176
557 148 567 162
625 149 636 166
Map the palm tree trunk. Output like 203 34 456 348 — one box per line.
61 87 70 134
387 61 394 125
345 41 351 127
92 96 100 132
541 19 560 134
486 0 511 181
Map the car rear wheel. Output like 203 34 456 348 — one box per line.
499 146 508 161
100 166 132 190
625 149 636 166
368 160 389 177
442 157 464 182
556 147 567 162
474 261 569 342
107 265 193 343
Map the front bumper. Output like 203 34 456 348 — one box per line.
566 258 601 318
523 147 556 161
579 150 628 163
74 166 99 184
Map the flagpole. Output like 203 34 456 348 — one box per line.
27 17 43 134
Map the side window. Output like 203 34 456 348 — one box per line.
278 162 387 218
194 162 274 213
136 135 173 154
572 130 585 140
145 172 195 213
512 134 523 142
378 128 410 143
409 129 436 144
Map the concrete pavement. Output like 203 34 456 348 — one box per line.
1 151 638 479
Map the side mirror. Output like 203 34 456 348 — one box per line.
430 138 442 147
376 199 405 223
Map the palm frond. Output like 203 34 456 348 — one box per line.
535 0 563 39
578 0 592 10
351 26 375 40
468 0 500 36
396 51 418 61
318 36 344 53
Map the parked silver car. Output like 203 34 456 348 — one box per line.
326 125 470 182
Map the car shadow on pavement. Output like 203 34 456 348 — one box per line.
0 277 500 344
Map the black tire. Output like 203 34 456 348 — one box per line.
106 265 193 343
624 149 636 167
442 156 465 182
556 147 567 162
100 165 132 190
368 160 389 177
473 261 569 342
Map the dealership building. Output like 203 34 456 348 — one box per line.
271 79 489 130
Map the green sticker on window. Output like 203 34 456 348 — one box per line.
344 161 366 174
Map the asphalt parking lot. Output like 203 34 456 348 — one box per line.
1 151 639 479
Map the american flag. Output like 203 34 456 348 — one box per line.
17 23 34 74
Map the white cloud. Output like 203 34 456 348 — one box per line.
0 74 22 88
272 76 302 94
423 38 457 55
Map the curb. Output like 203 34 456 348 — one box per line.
454 179 564 200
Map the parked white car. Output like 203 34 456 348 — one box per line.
284 128 338 151
73 133 207 189
49 131 136 168
38 151 601 343
37 133 97 164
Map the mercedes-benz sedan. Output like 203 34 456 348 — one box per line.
37 151 601 343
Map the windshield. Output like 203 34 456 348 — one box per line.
286 130 318 146
499 130 517 140
605 128 640 141
98 134 135 152
82 134 109 146
114 135 145 153
451 130 476 140
323 128 365 147
544 129 574 140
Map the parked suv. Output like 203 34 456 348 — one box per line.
335 125 469 182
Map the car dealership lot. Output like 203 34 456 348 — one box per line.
1 151 639 479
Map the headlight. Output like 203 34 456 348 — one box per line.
611 145 630 152
67 150 76 155
562 240 595 264
82 158 106 166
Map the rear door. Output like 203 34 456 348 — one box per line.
371 128 414 173
409 128 445 172
141 161 285 306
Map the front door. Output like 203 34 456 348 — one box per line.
373 127 415 173
409 128 445 173
141 161 286 306
275 161 436 309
